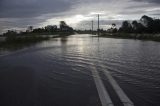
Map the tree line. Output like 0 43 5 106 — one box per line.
109 15 160 34
2 21 74 36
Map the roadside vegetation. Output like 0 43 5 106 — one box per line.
1 15 160 48
100 15 160 41
0 21 74 48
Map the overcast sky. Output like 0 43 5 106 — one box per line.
0 0 160 33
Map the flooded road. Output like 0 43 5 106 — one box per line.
0 34 160 106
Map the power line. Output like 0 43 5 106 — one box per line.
92 20 93 34
98 14 100 36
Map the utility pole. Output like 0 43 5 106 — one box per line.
92 20 93 35
98 14 100 36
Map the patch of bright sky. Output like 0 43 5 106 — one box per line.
146 7 160 12
1 0 160 33
39 13 96 27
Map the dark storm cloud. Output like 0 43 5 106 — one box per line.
0 0 73 18
0 17 46 33
119 10 146 15
0 0 160 34
132 0 160 4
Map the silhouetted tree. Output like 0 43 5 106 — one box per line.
59 21 73 32
60 21 68 31
4 30 18 42
112 23 116 28
112 23 117 33
132 20 145 33
153 19 160 33
140 15 154 33
3 30 17 36
27 26 33 32
132 21 138 30
45 25 57 33
32 28 45 33
107 23 117 33
117 15 160 34
119 21 133 33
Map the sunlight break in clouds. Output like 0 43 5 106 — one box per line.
41 14 93 27
0 0 160 33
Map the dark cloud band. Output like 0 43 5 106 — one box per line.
133 0 160 4
0 0 160 34
0 0 73 18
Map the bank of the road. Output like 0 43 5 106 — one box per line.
98 33 160 42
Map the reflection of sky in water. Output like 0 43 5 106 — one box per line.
0 34 160 106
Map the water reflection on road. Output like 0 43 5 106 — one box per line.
0 34 160 106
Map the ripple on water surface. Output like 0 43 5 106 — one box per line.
0 34 160 106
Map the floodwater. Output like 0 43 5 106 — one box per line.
0 34 160 106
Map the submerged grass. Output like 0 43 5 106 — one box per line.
99 33 160 42
0 32 74 50
0 35 49 50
